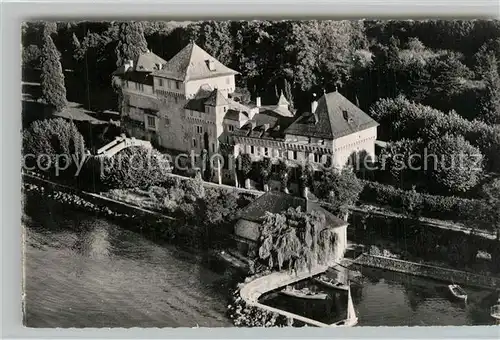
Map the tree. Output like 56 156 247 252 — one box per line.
100 146 172 189
283 78 294 111
22 118 85 178
203 189 239 226
277 159 290 193
287 20 367 91
427 134 483 194
258 207 338 273
71 32 81 60
258 157 273 191
297 162 314 194
238 153 253 189
22 45 41 69
115 22 148 67
314 168 363 219
43 22 57 37
478 52 500 125
40 33 67 112
426 51 474 100
188 21 234 67
481 179 500 241
379 138 424 187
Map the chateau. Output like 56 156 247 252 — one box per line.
113 42 379 189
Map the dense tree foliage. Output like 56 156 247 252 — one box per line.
40 33 67 112
237 153 253 189
23 118 85 177
258 157 273 191
258 207 340 272
477 52 500 124
370 96 500 173
22 20 500 116
480 179 500 240
115 22 149 67
314 169 363 218
22 45 41 68
427 134 483 194
100 146 172 189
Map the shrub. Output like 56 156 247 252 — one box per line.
426 134 483 193
100 146 172 189
315 168 364 218
359 181 493 229
22 118 85 178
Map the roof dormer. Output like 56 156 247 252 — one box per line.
206 59 216 71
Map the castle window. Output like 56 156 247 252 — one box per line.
212 143 215 152
145 115 156 131
135 82 142 91
250 145 255 154
228 125 234 132
195 125 203 134
158 78 163 87
192 138 197 148
314 153 321 163
175 81 181 90
264 147 269 156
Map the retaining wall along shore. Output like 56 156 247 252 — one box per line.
353 253 500 289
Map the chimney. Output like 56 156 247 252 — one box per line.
311 100 318 113
256 96 261 108
247 107 258 120
302 185 309 200
124 59 134 72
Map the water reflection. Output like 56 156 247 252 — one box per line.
23 197 233 328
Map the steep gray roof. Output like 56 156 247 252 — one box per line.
284 91 379 139
135 51 167 72
238 191 346 229
113 51 166 75
224 110 249 121
153 42 239 81
204 89 229 106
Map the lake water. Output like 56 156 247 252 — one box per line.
23 195 498 327
23 196 233 328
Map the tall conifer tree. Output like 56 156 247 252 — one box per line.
115 22 148 67
40 33 67 112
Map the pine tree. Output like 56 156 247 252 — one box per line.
283 78 294 110
72 33 81 54
40 33 67 112
115 22 148 67
43 22 57 37
479 53 500 125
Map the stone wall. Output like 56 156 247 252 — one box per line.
353 253 500 289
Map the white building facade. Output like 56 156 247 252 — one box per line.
113 42 379 188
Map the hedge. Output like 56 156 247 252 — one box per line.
359 181 493 226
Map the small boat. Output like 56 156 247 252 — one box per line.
490 303 500 321
313 275 349 291
448 284 467 302
280 286 329 300
330 286 358 327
